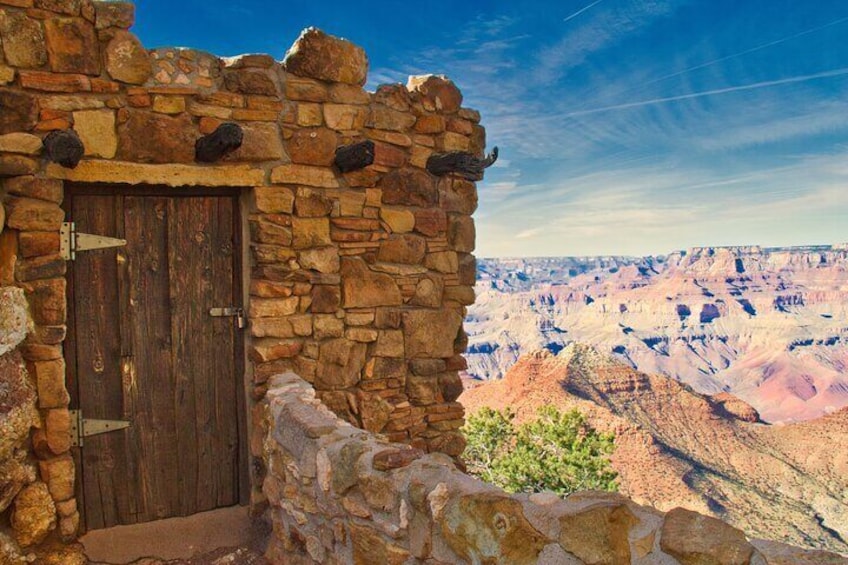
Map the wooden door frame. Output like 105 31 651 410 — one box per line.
63 183 250 532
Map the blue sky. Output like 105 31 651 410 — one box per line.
134 0 848 257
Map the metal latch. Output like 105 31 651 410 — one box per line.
210 307 245 328
61 222 127 260
69 410 131 447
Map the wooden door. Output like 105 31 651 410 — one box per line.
64 186 246 531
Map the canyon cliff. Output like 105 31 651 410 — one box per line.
466 245 848 422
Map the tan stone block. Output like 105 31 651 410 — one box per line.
152 95 186 114
425 251 458 273
448 215 475 252
367 128 412 147
338 191 366 216
188 101 232 119
379 168 437 207
299 246 339 273
117 110 195 163
559 502 638 565
223 69 278 96
285 76 328 102
329 83 370 105
5 198 64 231
377 234 426 265
411 274 444 308
45 408 71 454
271 163 338 188
292 217 331 249
297 102 323 127
0 89 38 135
314 338 367 389
372 141 408 168
443 178 478 214
15 254 66 281
0 9 47 69
94 0 134 29
24 278 66 325
41 95 105 111
224 122 284 162
39 454 75 501
251 243 295 264
410 145 432 169
414 114 445 134
46 160 265 187
295 187 333 217
249 339 302 363
11 482 56 548
287 127 337 166
35 358 69 408
368 106 416 132
310 285 340 313
254 186 294 213
341 257 402 308
323 103 369 131
248 297 298 318
249 218 291 246
0 133 42 155
660 508 755 565
73 109 117 158
407 75 463 113
19 232 60 258
403 309 463 358
44 17 99 75
284 28 368 86
441 131 470 152
346 327 378 343
414 209 447 237
35 0 81 15
0 154 38 176
0 65 15 85
374 329 404 357
313 314 344 339
104 29 151 84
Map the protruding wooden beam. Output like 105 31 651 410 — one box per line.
43 129 84 169
334 140 374 172
426 147 498 181
195 122 244 163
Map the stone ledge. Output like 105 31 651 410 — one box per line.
259 372 832 564
45 160 266 187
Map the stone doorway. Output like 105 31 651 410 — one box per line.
63 185 248 532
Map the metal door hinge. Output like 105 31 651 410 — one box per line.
69 410 131 447
210 307 246 328
61 222 127 260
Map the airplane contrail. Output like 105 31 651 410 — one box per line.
563 0 605 23
565 67 848 117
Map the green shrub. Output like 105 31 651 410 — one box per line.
462 406 618 495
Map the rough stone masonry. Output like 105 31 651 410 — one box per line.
0 0 479 556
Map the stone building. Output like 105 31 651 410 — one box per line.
0 1 840 563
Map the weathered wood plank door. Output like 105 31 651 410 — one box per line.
64 185 246 531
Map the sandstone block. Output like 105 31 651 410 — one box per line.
224 122 284 162
341 257 402 308
411 274 444 308
457 253 476 285
249 339 301 363
0 9 47 69
415 114 445 134
660 507 755 565
379 168 438 207
0 133 42 155
73 109 117 158
284 27 368 86
403 309 463 358
439 371 464 402
315 338 367 389
152 95 185 115
250 219 291 246
35 0 81 15
294 187 333 217
0 154 38 176
24 278 66 325
407 75 463 113
368 105 416 132
223 69 277 96
15 254 66 282
310 285 340 313
254 186 294 213
45 17 99 74
47 160 265 187
414 208 447 237
35 358 69 408
313 314 344 339
45 408 71 454
0 90 38 135
5 198 64 231
377 234 426 265
299 247 339 274
329 82 370 105
323 103 369 131
285 76 328 102
38 454 74 501
441 131 470 152
0 65 14 85
271 163 339 188
374 329 404 358
448 214 475 252
292 217 331 249
286 127 337 166
117 110 196 163
19 71 91 92
558 501 638 565
425 251 458 273
249 297 299 318
11 482 56 548
380 207 414 234
94 0 134 29
296 102 323 126
104 30 151 84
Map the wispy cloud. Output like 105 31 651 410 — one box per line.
563 0 606 23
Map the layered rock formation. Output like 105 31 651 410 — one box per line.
466 245 848 422
461 344 848 554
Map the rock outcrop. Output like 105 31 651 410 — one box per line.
461 344 848 554
466 245 848 423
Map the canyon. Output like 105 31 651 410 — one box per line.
465 245 848 423
460 343 848 554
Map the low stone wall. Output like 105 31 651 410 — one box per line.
261 372 843 565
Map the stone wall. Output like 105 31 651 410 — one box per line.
261 372 848 565
0 0 480 554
